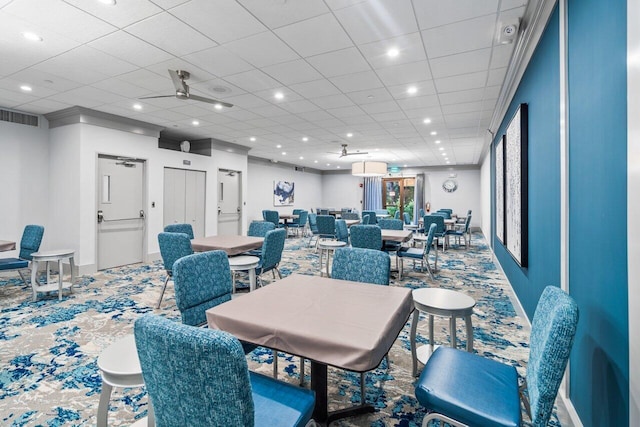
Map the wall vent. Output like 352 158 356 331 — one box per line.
294 166 305 172
0 109 39 127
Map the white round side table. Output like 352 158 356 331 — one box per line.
410 288 476 377
228 255 260 292
97 335 154 427
30 249 75 301
317 239 346 277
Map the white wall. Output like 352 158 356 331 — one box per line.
246 159 323 221
0 120 50 258
321 172 363 212
480 150 492 241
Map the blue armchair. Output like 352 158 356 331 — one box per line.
398 223 437 280
134 315 315 427
349 225 382 250
163 223 194 239
415 286 579 427
0 224 44 286
156 232 193 309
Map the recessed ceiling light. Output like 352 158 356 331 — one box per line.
276 144 282 148
274 92 284 100
423 118 431 124
435 140 441 144
442 152 447 156
446 161 451 164
403 164 408 167
302 137 308 142
337 166 341 169
430 131 437 136
407 86 417 95
439 147 444 151
22 32 43 42
367 95 374 99
133 103 142 110
346 133 353 137
299 156 304 160
282 152 287 155
250 137 256 142
192 120 199 126
20 85 32 92
327 163 331 166
387 48 399 58
375 148 380 151
214 103 223 110
314 160 318 163
98 0 116 4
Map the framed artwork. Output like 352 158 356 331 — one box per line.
274 181 294 206
495 135 505 244
504 103 528 267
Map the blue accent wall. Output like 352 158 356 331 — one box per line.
492 2 629 425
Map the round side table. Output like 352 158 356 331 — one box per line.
228 255 260 292
30 249 76 301
317 239 346 277
410 288 476 377
97 335 154 427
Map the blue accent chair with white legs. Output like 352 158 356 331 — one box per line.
134 315 316 427
0 225 44 286
415 286 579 427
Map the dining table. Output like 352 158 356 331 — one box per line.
190 235 264 256
0 240 16 252
344 219 360 227
206 273 413 425
380 229 414 243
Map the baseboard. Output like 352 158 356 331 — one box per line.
559 393 583 426
146 252 161 263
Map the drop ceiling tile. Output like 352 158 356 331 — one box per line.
329 70 383 93
369 110 407 122
360 100 399 115
32 47 129 85
278 99 321 114
326 105 366 118
387 80 436 99
487 67 507 86
422 14 496 58
222 93 272 109
0 77 59 98
490 43 516 69
334 0 418 45
325 0 367 11
16 98 72 115
275 13 352 57
145 59 217 85
92 77 153 98
414 0 499 30
170 0 266 44
396 94 439 110
4 0 116 44
238 0 329 29
54 86 122 108
306 47 371 78
251 104 289 118
0 87 37 105
262 59 323 85
442 101 484 115
430 48 492 79
346 87 394 105
182 46 254 78
223 31 299 68
63 0 163 28
501 0 528 10
290 79 340 98
298 110 335 122
309 93 355 109
253 87 304 103
223 69 281 92
438 87 485 105
435 70 487 93
359 32 427 69
376 61 432 86
189 78 246 100
125 12 215 57
89 31 173 67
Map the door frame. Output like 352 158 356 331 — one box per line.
217 168 243 235
95 153 148 269
382 177 416 219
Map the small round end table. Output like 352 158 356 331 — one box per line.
317 239 346 277
228 255 260 292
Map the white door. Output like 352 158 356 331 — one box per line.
163 168 206 238
217 169 241 235
97 156 145 270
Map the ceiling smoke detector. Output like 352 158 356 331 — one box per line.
497 20 520 44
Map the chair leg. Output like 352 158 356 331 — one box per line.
156 275 170 309
275 267 282 280
18 269 30 287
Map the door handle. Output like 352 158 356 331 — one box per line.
218 207 222 215
237 207 241 213
139 210 145 218
97 210 104 223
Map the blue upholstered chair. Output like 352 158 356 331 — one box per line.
156 232 193 309
255 228 286 286
134 315 315 427
335 219 349 244
331 247 390 404
423 215 447 250
262 210 282 228
435 210 451 219
446 214 472 249
307 213 319 247
340 212 359 220
349 225 383 251
248 220 276 238
419 208 425 219
379 218 404 268
163 223 194 239
362 214 371 224
361 210 377 225
394 210 400 219
315 215 336 241
415 286 579 427
288 210 308 237
398 223 437 280
0 225 44 286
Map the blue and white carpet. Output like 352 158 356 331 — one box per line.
0 233 567 426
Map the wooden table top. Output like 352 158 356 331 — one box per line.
191 235 264 256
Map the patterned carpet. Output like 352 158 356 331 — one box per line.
0 233 567 426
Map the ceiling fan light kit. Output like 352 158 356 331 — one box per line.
352 161 387 177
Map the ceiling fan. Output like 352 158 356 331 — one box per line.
329 144 369 158
139 69 233 108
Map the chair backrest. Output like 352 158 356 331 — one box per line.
331 247 390 285
316 215 336 236
394 210 400 219
248 220 275 237
292 209 304 225
296 210 309 227
259 228 286 272
439 209 453 214
403 212 412 225
19 225 44 260
134 315 254 426
423 223 437 256
379 218 403 230
308 212 318 232
158 232 193 274
526 286 579 426
335 219 349 243
419 208 425 218
362 214 371 224
173 251 232 326
341 212 359 220
349 225 382 250
164 223 194 240
262 210 280 226
318 208 329 215
361 210 377 225
435 210 451 219
463 214 472 232
423 215 446 235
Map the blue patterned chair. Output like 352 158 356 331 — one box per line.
246 221 276 256
434 210 451 219
288 210 308 237
340 212 359 221
415 286 579 427
255 228 286 286
378 218 404 268
156 232 193 309
307 213 319 247
349 225 382 251
335 219 349 244
262 210 282 228
398 223 437 280
134 315 316 427
331 247 390 404
423 215 447 250
163 223 194 239
361 210 377 225
0 224 44 286
446 214 472 249
315 215 336 242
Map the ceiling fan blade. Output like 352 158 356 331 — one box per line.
139 95 176 99
344 151 369 156
168 69 188 92
188 93 234 108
